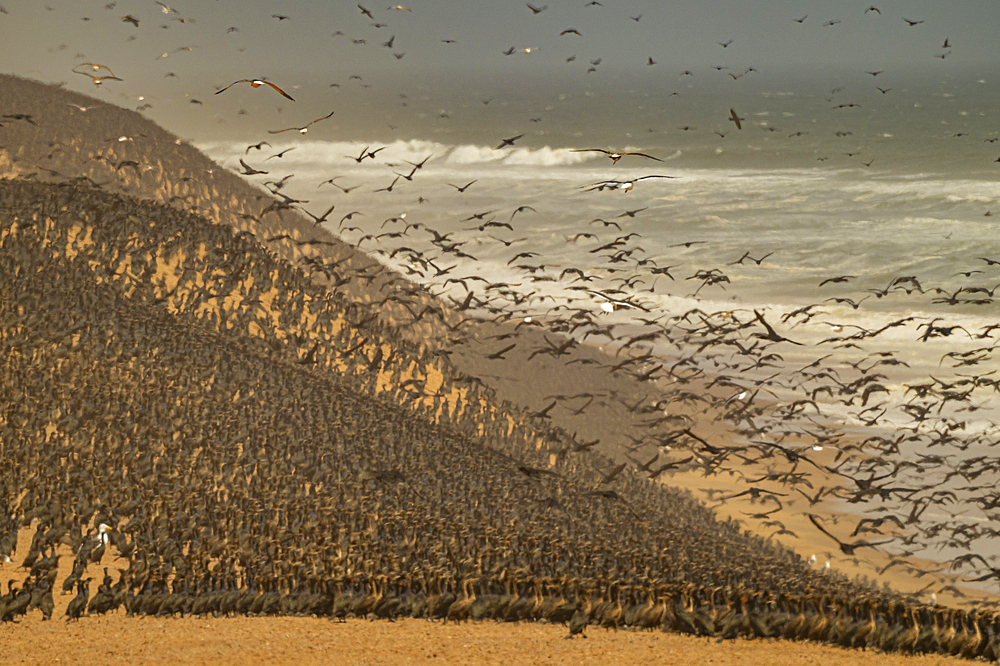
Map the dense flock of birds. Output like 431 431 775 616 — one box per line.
0 0 998 660
0 174 997 660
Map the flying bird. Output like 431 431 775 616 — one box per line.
448 180 477 192
584 289 650 312
752 310 802 345
729 108 744 130
74 62 117 76
583 175 677 192
268 111 334 134
496 134 524 149
808 514 894 556
572 148 662 163
238 159 267 176
75 71 123 85
244 141 271 154
216 78 295 101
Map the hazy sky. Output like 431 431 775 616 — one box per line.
0 1 996 140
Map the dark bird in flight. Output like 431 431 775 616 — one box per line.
121 14 139 26
729 108 744 130
487 343 517 360
265 148 296 160
244 141 271 154
448 180 477 192
510 205 536 221
526 3 548 14
729 251 773 266
753 310 802 345
952 554 1000 583
808 514 893 556
358 4 374 18
572 148 662 163
902 17 924 26
582 490 643 521
793 15 808 22
496 134 524 149
216 78 295 101
865 6 880 14
718 40 733 47
238 159 267 175
303 204 336 226
818 275 855 286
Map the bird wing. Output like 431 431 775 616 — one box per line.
623 152 663 161
215 79 251 95
262 80 295 101
307 110 335 125
807 513 841 544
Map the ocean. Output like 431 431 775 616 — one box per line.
198 67 1000 579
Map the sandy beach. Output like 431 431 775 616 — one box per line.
0 614 977 666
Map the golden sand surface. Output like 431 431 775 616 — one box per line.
0 614 973 666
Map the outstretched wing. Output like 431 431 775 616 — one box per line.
262 80 296 101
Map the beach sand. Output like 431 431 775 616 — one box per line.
0 613 974 666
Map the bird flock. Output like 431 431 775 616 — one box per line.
0 165 996 658
0 0 998 660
